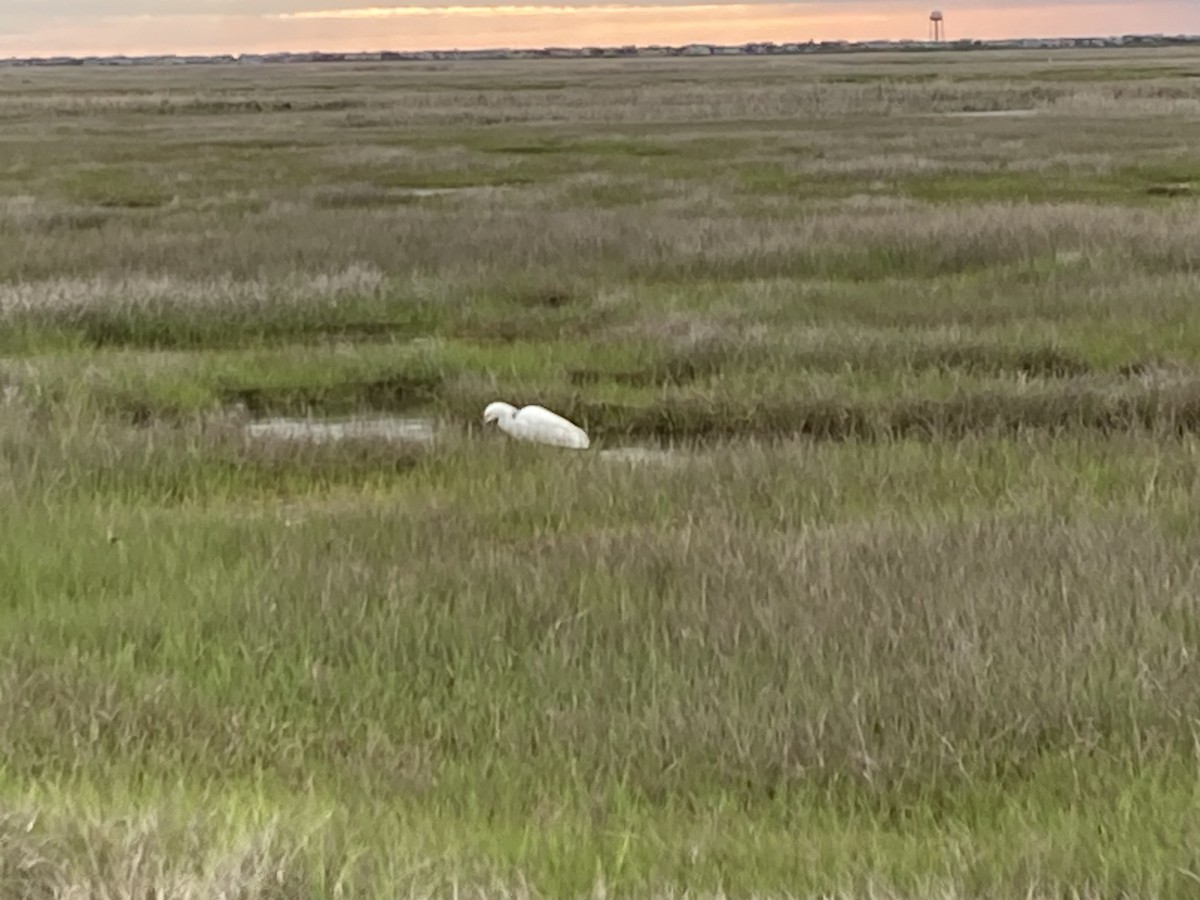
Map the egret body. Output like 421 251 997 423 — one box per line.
482 401 590 450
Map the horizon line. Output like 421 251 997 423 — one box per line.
5 30 1195 62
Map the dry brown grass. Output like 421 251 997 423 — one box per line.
4 198 1200 288
5 48 1197 126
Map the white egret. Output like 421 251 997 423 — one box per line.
482 401 590 450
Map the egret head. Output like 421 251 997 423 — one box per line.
483 401 516 427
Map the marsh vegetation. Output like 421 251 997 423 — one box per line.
3 47 1200 898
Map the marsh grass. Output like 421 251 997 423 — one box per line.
4 47 1200 898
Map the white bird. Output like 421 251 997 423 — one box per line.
482 401 590 450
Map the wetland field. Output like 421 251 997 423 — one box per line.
4 47 1200 898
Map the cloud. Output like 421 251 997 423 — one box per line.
2 1 318 14
0 5 914 57
0 0 1163 13
276 3 775 16
2 1 1198 56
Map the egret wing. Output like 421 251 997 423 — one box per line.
515 405 590 449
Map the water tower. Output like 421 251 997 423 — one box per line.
929 9 945 42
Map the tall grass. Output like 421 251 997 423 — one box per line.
3 47 1200 898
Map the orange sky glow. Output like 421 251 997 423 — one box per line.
3 2 1199 57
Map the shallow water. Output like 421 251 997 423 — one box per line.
243 414 688 463
597 446 681 466
244 416 435 444
944 109 1038 118
396 187 472 197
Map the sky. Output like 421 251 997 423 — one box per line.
3 1 1200 57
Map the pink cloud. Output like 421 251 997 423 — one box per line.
2 2 1198 56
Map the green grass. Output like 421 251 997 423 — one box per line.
4 47 1200 898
